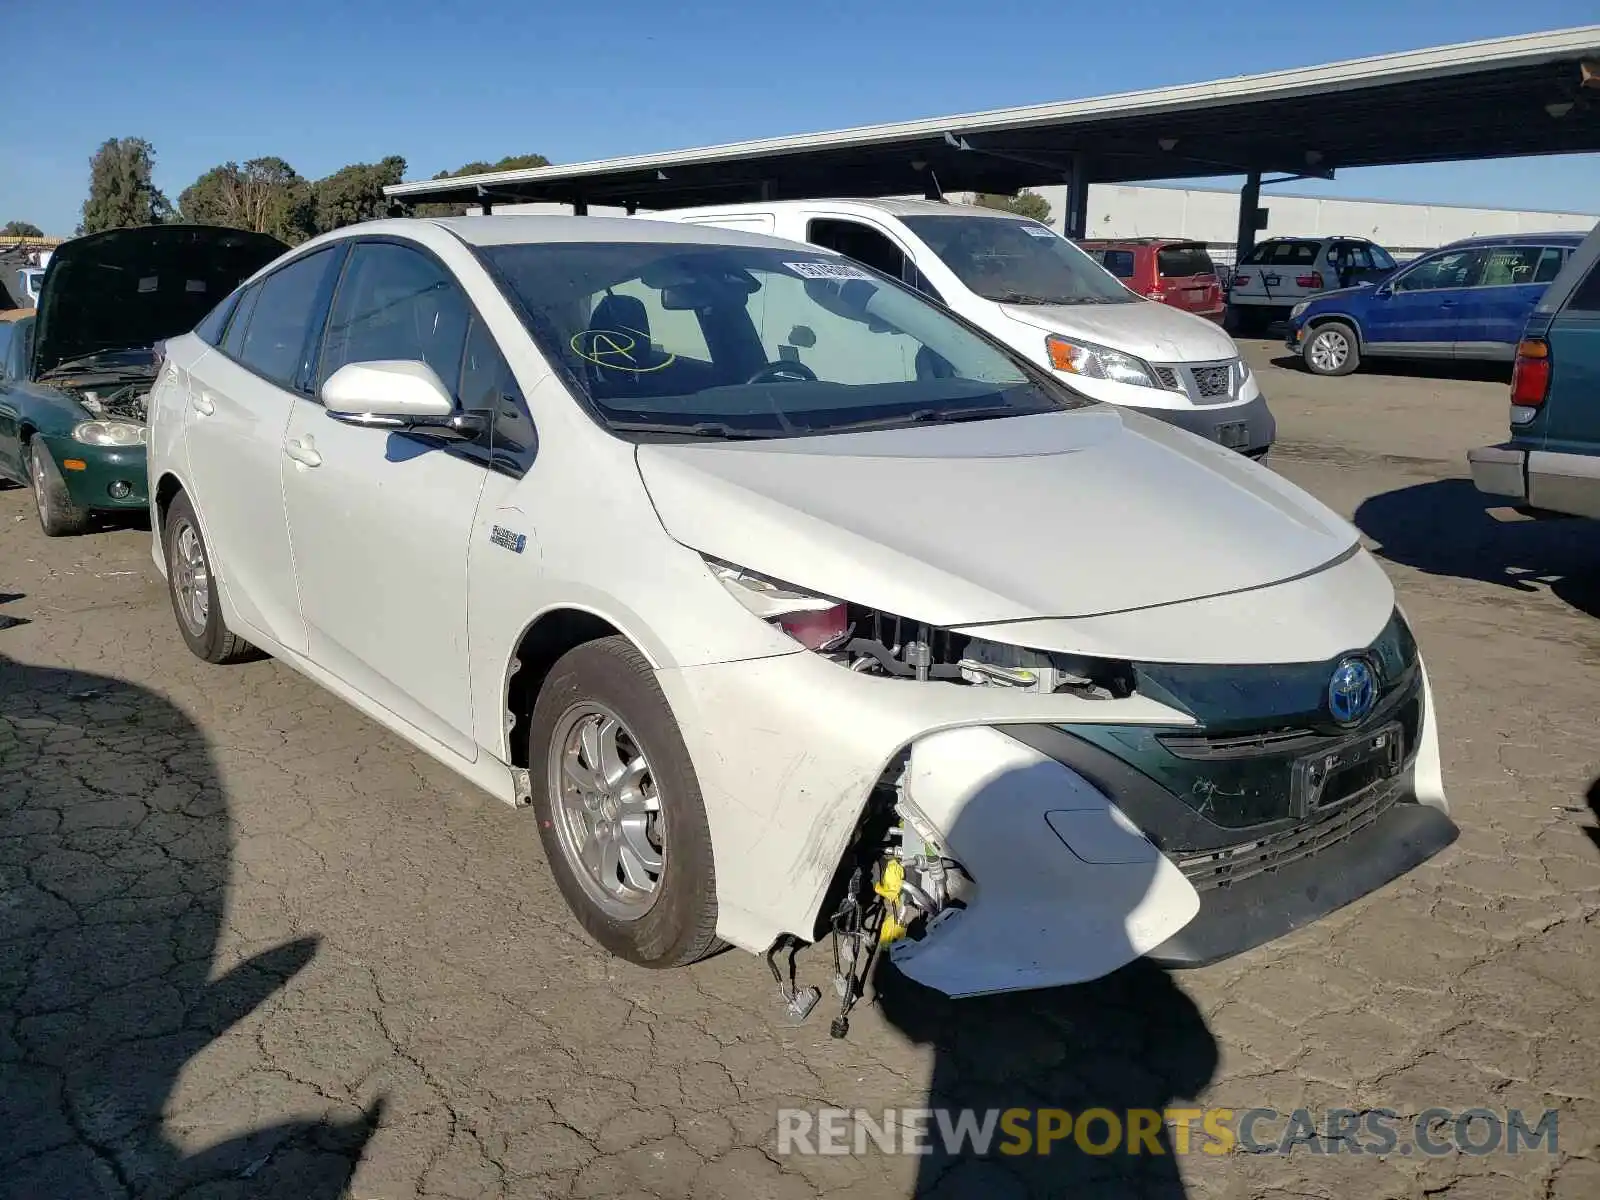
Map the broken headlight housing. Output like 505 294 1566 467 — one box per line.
705 556 1133 698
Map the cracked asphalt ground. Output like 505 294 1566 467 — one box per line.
3 341 1599 1200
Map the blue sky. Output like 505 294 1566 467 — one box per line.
5 0 1597 235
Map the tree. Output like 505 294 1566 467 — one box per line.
80 138 172 234
413 153 551 217
974 190 1053 224
311 156 407 234
178 157 314 243
1 220 44 238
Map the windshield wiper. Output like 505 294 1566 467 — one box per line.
814 405 1032 434
606 419 772 439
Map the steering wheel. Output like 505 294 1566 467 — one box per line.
746 360 818 385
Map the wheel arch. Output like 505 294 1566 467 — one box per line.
1305 311 1364 347
502 605 664 769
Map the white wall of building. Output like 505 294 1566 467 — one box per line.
1027 183 1596 264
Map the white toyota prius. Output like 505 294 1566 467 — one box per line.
147 216 1455 1013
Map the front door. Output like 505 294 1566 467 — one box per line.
279 239 485 761
1362 247 1486 354
0 320 23 482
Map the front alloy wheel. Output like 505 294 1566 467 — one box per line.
529 636 721 968
1304 323 1360 376
548 702 664 919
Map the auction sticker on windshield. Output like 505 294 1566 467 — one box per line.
785 261 877 281
1021 226 1056 239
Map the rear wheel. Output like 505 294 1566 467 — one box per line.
1303 321 1361 376
30 441 92 537
163 491 255 664
1227 305 1265 337
529 636 722 968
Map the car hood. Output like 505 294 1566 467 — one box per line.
634 408 1360 627
32 224 286 379
1304 283 1374 308
998 298 1237 363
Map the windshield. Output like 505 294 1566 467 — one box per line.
481 241 1086 438
898 215 1136 305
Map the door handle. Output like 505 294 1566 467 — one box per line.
191 392 215 416
284 437 322 468
1439 299 1456 307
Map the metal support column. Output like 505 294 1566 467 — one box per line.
1234 171 1262 265
1064 154 1089 239
573 199 588 216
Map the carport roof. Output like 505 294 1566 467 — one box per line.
387 27 1600 210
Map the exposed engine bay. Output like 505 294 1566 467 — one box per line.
68 380 150 425
769 751 974 1039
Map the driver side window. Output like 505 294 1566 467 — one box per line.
1395 249 1485 293
319 241 470 392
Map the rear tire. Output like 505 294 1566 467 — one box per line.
30 441 92 537
1302 321 1361 376
1227 306 1265 337
163 491 255 664
529 636 722 968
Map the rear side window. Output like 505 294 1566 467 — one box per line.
1242 240 1319 266
194 291 241 347
1475 247 1545 287
1533 247 1568 285
1100 250 1136 278
221 284 261 359
1157 245 1214 278
237 248 341 389
1566 259 1600 313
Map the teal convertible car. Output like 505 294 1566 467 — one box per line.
0 225 284 535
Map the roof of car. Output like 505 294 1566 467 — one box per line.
345 214 816 251
656 197 1033 222
1079 238 1202 248
1444 230 1590 248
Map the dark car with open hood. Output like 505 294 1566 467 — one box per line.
0 225 285 534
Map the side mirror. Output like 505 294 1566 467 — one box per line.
321 360 486 440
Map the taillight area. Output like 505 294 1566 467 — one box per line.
1233 273 1251 286
1510 339 1551 407
776 603 849 650
1296 271 1325 289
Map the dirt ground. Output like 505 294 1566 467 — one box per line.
2 341 1598 1199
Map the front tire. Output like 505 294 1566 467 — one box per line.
1303 321 1361 376
529 636 721 968
163 491 255 664
30 441 92 537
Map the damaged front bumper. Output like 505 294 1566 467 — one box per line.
655 582 1452 998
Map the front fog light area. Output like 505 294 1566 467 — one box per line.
704 555 1133 697
107 480 132 499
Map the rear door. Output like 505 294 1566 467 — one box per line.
182 247 346 652
1362 247 1486 354
0 321 21 481
1231 240 1321 306
1454 245 1569 358
1155 242 1221 316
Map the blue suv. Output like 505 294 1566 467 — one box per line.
1285 232 1585 376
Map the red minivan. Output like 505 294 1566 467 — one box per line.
1079 238 1226 323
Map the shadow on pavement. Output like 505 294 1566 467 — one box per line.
0 655 380 1199
1354 478 1600 619
1267 353 1511 384
1584 778 1600 856
872 962 1215 1198
860 755 1218 1197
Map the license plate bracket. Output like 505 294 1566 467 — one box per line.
1215 420 1249 449
1264 273 1282 286
1292 722 1404 815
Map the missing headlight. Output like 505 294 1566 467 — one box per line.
703 556 1133 697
